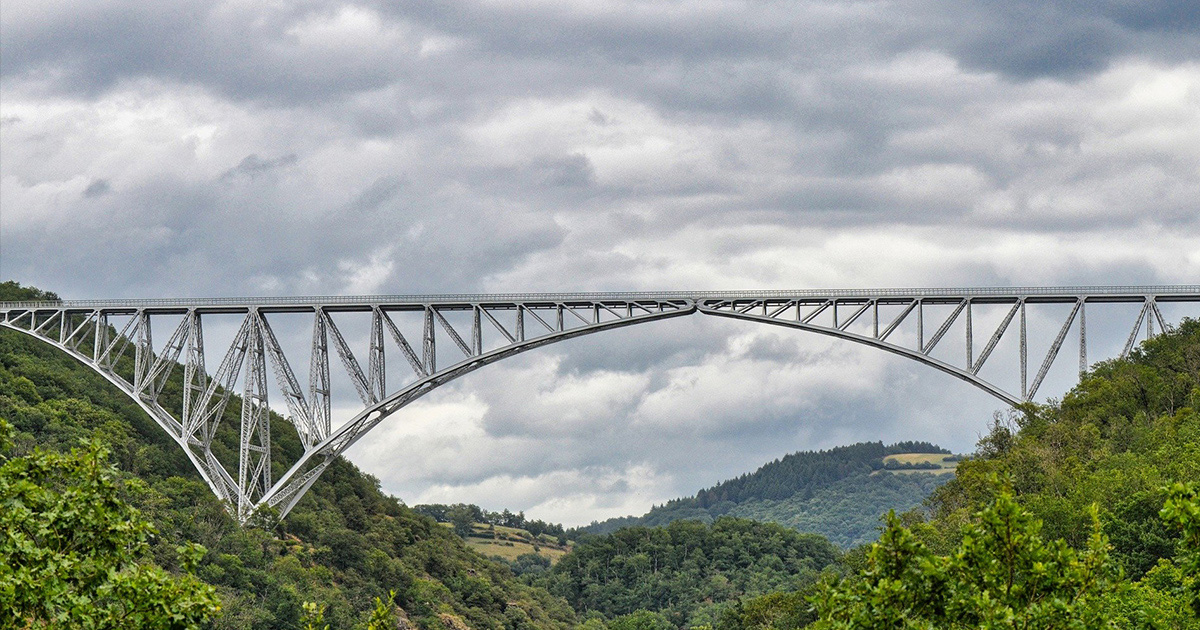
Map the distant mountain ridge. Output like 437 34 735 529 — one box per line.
583 440 956 548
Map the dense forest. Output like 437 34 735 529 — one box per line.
584 441 955 548
414 503 572 542
723 472 950 549
3 279 1198 629
532 518 840 628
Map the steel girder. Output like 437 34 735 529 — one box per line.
1 286 1197 523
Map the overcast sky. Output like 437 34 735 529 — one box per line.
3 0 1199 525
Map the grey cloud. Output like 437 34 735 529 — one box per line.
349 176 406 212
926 0 1200 80
220 154 299 181
6 0 1195 113
82 179 111 198
2 1 421 103
534 153 596 188
937 3 1121 79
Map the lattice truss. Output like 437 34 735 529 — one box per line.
1 287 1196 523
698 290 1196 405
0 297 692 521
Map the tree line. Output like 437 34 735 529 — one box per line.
413 502 573 542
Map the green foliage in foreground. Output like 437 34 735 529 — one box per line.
923 320 1200 572
1161 482 1200 616
812 484 1118 629
808 481 1200 630
0 418 220 629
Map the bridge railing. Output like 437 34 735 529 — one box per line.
2 285 1198 310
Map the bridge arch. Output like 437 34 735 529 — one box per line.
697 305 1020 406
3 286 1196 522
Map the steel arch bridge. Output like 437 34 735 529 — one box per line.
2 286 1197 523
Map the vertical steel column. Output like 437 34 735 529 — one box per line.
182 311 206 434
134 310 152 391
369 308 385 402
238 310 271 518
473 307 483 355
94 312 108 362
917 299 924 350
423 306 436 374
1151 301 1168 334
1079 300 1087 375
310 310 332 440
965 299 973 367
1020 300 1027 400
1147 297 1155 338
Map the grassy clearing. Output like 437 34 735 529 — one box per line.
466 538 569 563
873 452 962 475
440 522 572 564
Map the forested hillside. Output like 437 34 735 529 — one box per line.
743 319 1200 629
533 519 840 629
585 441 955 548
723 472 949 548
0 282 577 630
921 318 1200 574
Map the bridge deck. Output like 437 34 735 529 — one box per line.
2 285 1198 314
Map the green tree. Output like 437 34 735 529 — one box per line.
300 602 329 630
719 590 816 630
812 482 1118 630
0 419 220 629
607 610 674 630
1160 482 1200 616
364 590 397 630
447 504 476 539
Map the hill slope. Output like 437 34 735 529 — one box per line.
723 318 1200 629
585 441 956 548
533 517 842 628
923 317 1200 578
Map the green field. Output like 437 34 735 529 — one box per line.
442 522 572 564
466 538 569 563
875 452 961 475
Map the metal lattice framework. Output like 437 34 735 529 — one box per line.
2 286 1197 522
